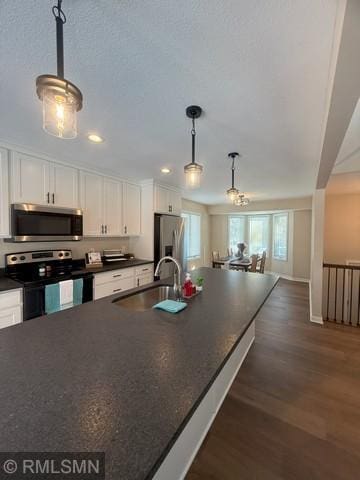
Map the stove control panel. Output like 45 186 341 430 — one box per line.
5 250 72 265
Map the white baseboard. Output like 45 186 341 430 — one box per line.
310 315 324 324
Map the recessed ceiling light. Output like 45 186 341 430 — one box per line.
88 134 104 143
161 167 171 174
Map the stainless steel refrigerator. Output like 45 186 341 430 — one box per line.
154 214 186 280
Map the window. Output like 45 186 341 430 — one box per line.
248 216 270 255
182 212 201 259
273 213 288 260
228 216 245 254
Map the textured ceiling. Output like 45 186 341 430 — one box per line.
0 0 341 204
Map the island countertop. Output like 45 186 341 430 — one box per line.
0 267 278 479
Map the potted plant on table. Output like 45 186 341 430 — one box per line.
195 276 204 292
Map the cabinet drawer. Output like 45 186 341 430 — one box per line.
94 277 134 300
135 273 153 288
0 306 22 329
94 268 134 286
0 290 22 310
135 265 153 276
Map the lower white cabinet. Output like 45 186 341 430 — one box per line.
0 289 22 330
135 265 154 288
94 265 154 300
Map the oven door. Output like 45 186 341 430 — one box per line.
10 204 83 242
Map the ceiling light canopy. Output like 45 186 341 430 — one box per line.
36 0 83 139
88 134 104 143
226 152 240 201
184 105 203 189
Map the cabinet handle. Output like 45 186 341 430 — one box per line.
105 225 107 234
52 193 55 204
142 268 148 272
124 225 127 234
47 192 50 204
113 288 122 293
137 278 140 287
113 274 122 278
101 225 104 234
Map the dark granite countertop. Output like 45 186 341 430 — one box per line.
0 268 278 479
71 258 154 276
0 274 22 292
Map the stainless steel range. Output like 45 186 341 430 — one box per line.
5 250 93 320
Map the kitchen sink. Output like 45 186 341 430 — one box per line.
113 285 175 312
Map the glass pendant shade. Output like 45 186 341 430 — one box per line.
42 88 77 138
184 162 203 188
227 187 239 202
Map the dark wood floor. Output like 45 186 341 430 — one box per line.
187 279 360 480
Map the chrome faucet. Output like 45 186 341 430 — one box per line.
154 256 182 301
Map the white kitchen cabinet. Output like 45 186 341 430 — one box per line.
0 148 9 236
51 163 79 208
154 184 181 215
93 267 135 300
11 151 79 208
135 264 154 288
80 171 104 236
123 183 141 236
103 178 123 236
11 152 50 205
0 289 22 330
80 172 125 237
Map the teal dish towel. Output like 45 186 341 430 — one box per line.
45 283 60 314
73 278 84 306
153 299 187 313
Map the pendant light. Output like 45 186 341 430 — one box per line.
234 194 250 206
36 0 83 139
226 152 240 202
184 105 203 188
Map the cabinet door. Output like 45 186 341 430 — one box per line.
80 171 104 236
0 148 9 236
155 185 171 213
51 163 79 208
169 189 182 215
11 152 50 205
135 273 153 288
123 183 141 236
103 178 123 236
0 306 22 330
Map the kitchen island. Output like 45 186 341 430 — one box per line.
0 267 278 479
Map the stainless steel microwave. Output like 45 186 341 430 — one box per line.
8 204 83 242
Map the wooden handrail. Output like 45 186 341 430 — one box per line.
323 263 360 270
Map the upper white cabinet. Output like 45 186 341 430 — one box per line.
80 172 139 237
123 183 141 236
80 171 104 236
104 177 123 236
154 184 181 215
11 152 79 208
51 163 79 208
0 148 10 236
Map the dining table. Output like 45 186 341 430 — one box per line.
212 256 253 272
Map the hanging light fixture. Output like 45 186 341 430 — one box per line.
36 0 83 139
184 105 203 188
234 194 250 206
226 152 240 202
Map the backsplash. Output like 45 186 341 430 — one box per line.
0 238 131 268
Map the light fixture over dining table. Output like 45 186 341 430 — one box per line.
184 105 203 188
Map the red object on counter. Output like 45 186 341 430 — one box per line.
183 274 193 297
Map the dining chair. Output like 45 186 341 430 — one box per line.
212 251 221 268
248 254 258 273
257 251 266 274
